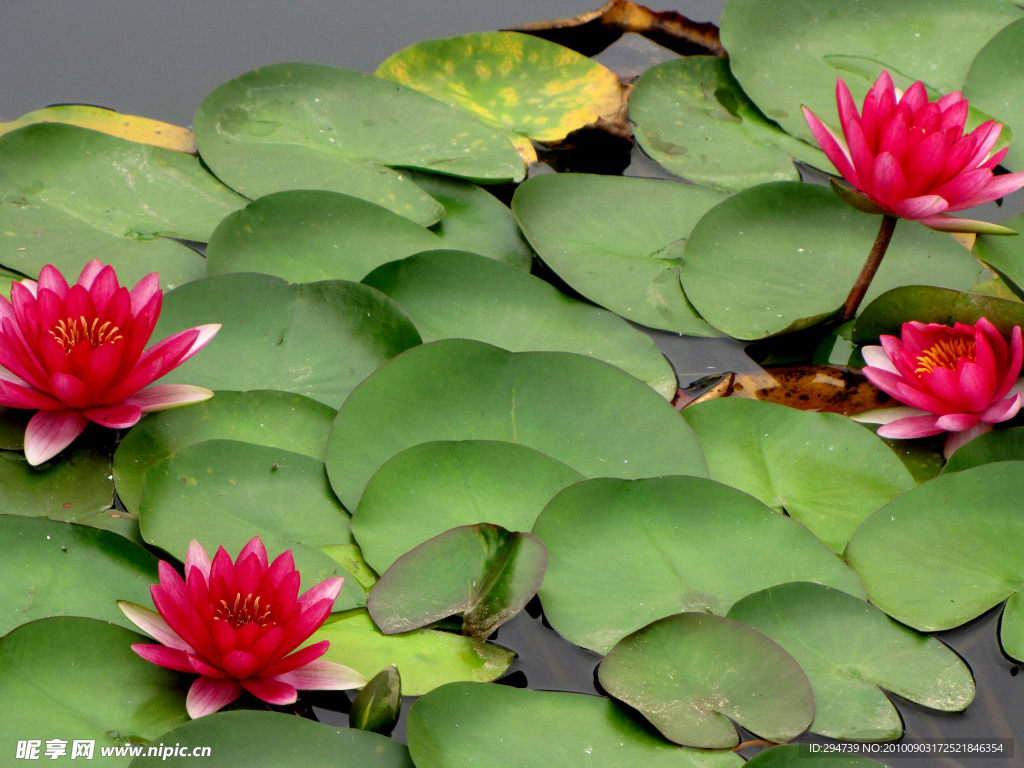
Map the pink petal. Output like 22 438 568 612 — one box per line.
0 380 64 410
129 272 161 315
889 195 948 220
995 327 1024 401
156 560 191 612
297 577 344 611
240 677 297 706
802 106 862 187
75 259 105 290
0 363 29 387
188 654 230 679
273 660 367 690
237 537 270 571
965 121 1002 169
37 265 69 300
257 641 330 678
869 152 907 205
861 71 896 153
48 372 92 409
185 540 213 582
895 381 956 415
843 118 875 190
981 146 1009 170
82 404 142 429
900 81 928 113
944 421 994 460
876 414 944 439
933 168 994 207
18 279 38 298
131 643 196 673
980 392 1023 424
24 409 89 465
120 384 215 413
836 78 862 129
958 362 996 412
117 600 193 652
948 172 1024 210
935 413 981 431
861 366 907 401
222 650 262 679
177 324 222 365
274 600 334 658
186 676 243 719
87 266 120 313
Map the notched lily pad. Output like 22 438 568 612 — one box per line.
964 17 1024 172
0 104 197 153
942 426 1024 473
976 211 1024 297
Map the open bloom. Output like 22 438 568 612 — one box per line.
857 318 1024 458
119 537 365 719
0 259 220 465
803 71 1024 232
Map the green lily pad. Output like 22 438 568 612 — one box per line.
846 462 1024 658
368 524 547 640
852 285 1024 343
0 264 25 301
350 666 402 736
362 249 677 398
129 710 414 767
376 32 625 145
194 63 524 226
152 273 422 409
0 123 243 286
408 683 744 768
0 516 157 636
681 182 987 340
139 439 364 610
326 339 707 511
728 582 975 741
0 618 187 765
512 173 726 334
942 427 1024 473
963 18 1024 171
720 0 1023 143
533 475 865 654
353 440 582 573
114 390 335 515
0 441 114 525
745 745 886 768
976 211 1024 296
598 612 814 748
681 398 915 553
304 608 514 696
0 406 30 449
631 57 827 191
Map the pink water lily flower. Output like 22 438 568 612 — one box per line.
857 318 1024 458
0 259 220 465
803 71 1024 233
119 537 366 719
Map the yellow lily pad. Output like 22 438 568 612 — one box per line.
0 104 196 153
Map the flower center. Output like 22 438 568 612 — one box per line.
214 592 273 628
914 337 976 374
48 316 122 353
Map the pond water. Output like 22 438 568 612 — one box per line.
8 1 1024 765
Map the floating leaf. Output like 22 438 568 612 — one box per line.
976 211 1024 296
129 710 414 767
350 666 402 736
942 426 1024 473
363 249 677 397
0 104 197 153
353 440 582 573
305 609 514 696
0 517 157 636
745 745 886 768
533 475 865 654
114 390 334 514
512 173 726 334
408 682 743 768
681 182 987 340
368 524 547 641
152 273 421 409
720 0 1022 143
631 57 826 191
846 462 1024 658
194 63 523 225
139 439 364 609
376 32 626 146
598 612 813 748
682 398 914 553
326 339 706 511
963 17 1024 171
0 618 187 764
0 123 244 286
732 365 888 415
728 582 975 740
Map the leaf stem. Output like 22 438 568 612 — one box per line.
840 214 898 321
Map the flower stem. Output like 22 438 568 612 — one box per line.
840 214 899 321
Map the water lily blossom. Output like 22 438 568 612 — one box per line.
0 259 220 465
119 537 366 719
856 318 1024 458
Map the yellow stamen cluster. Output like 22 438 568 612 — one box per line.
915 337 976 374
48 316 122 353
214 593 273 628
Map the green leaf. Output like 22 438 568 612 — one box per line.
152 273 422 409
598 613 813 748
128 710 414 767
631 57 827 191
353 440 582 573
0 264 26 302
0 123 243 286
728 582 975 740
139 439 364 609
368 524 547 641
852 285 1024 344
964 18 1024 171
533 476 865 654
408 682 744 768
846 462 1024 658
512 173 726 334
0 517 158 636
376 32 625 144
0 617 187 765
744 744 886 768
350 666 402 736
942 426 1024 473
326 339 707 511
720 0 1022 143
976 211 1024 297
362 249 677 398
114 390 335 515
304 608 515 696
681 398 915 553
681 182 987 340
194 63 523 225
